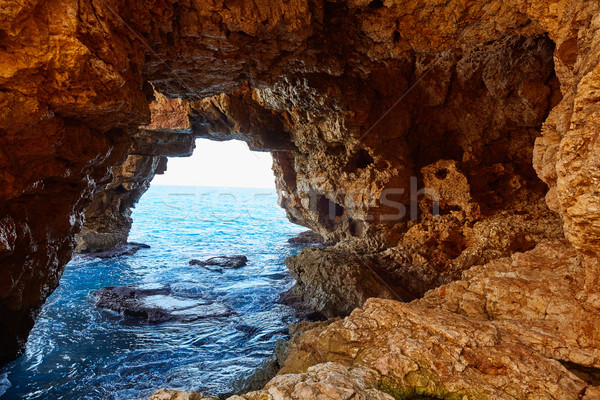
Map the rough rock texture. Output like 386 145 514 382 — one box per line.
189 255 248 269
76 242 150 259
287 230 328 245
94 284 232 323
3 0 600 391
281 202 563 315
0 0 147 363
76 92 196 253
75 153 168 252
227 241 600 399
149 389 216 400
281 247 401 318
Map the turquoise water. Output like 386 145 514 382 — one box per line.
1 186 306 399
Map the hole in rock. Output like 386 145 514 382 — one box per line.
316 194 345 220
4 138 308 399
560 361 600 386
405 34 560 215
368 0 384 8
347 148 375 171
434 168 448 180
0 30 8 50
114 184 127 194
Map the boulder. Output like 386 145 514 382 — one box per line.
189 255 248 269
77 242 150 259
94 284 232 323
281 247 400 318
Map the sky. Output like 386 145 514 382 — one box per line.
152 138 276 188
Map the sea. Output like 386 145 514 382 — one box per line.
0 185 307 399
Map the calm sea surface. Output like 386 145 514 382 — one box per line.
1 185 306 399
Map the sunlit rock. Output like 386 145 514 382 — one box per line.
2 2 600 399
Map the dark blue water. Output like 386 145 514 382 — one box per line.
1 186 306 399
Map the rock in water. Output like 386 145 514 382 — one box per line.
189 255 248 269
76 242 150 259
94 284 232 323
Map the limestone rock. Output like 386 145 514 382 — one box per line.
74 154 167 253
131 129 195 157
75 95 196 254
287 231 328 245
281 247 400 318
2 0 600 381
238 241 600 399
149 389 216 400
76 242 150 259
242 363 395 400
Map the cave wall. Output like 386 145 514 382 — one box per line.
2 0 600 372
0 0 149 363
76 92 196 253
118 34 564 300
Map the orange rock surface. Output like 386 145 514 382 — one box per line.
2 2 600 398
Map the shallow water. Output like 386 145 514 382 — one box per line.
1 186 306 399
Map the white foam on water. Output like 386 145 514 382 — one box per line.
141 295 207 311
0 373 11 396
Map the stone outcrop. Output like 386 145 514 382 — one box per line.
76 92 196 253
149 389 216 400
287 230 328 245
281 247 401 318
189 255 248 269
75 153 167 252
202 241 600 399
3 3 600 399
280 199 563 316
95 284 232 323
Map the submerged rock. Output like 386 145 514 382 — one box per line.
94 284 232 323
189 255 248 269
77 242 150 259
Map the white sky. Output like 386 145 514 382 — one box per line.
152 138 276 188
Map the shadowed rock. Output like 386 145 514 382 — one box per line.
149 389 216 400
94 284 232 323
287 230 328 245
77 242 150 259
281 247 402 318
189 255 248 269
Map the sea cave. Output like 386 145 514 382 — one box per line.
2 0 600 399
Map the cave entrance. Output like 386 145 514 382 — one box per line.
3 138 308 399
153 138 276 188
138 137 289 239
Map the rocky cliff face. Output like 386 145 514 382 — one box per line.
2 1 600 397
76 92 195 253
